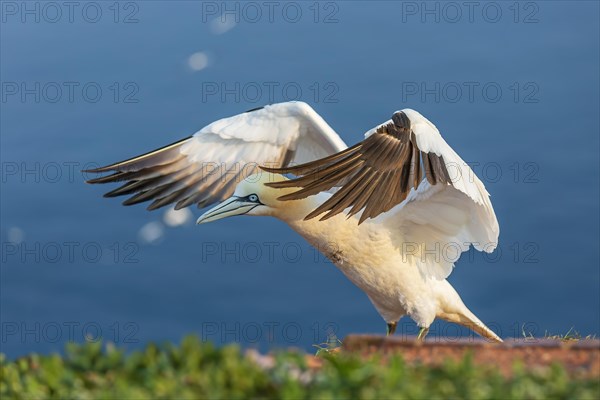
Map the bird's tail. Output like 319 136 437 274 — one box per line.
437 281 503 343
453 307 503 343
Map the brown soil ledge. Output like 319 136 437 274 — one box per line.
338 335 600 378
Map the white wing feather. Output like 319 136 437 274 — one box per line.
382 109 499 280
86 101 347 210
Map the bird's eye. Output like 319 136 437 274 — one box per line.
248 194 259 202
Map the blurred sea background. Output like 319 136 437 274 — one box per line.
1 1 598 358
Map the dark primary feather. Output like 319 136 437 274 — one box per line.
261 111 450 224
84 136 262 211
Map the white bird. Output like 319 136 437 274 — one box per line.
85 101 501 342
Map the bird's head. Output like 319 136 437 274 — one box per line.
196 172 302 224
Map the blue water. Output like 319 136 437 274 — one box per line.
1 1 598 358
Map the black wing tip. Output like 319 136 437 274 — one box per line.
103 187 131 198
81 165 116 174
259 165 278 173
146 203 163 211
275 193 298 201
83 165 121 185
121 197 144 207
109 193 169 210
244 106 265 113
83 135 193 174
377 111 412 140
264 181 298 189
85 173 123 185
391 111 410 129
259 165 294 174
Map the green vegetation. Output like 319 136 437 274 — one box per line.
518 325 597 342
1 336 598 399
542 327 596 342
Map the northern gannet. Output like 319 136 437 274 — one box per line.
85 101 501 342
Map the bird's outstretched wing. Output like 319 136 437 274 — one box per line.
84 102 347 210
262 109 499 279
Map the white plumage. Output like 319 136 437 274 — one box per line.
183 101 346 171
86 101 501 342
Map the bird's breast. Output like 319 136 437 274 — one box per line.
285 210 436 322
287 213 398 285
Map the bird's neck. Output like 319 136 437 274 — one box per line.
273 193 329 224
273 193 351 253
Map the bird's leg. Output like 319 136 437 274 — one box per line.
386 322 397 336
417 326 429 341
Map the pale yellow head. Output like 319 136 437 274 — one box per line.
196 172 309 224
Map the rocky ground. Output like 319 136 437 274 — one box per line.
249 335 600 379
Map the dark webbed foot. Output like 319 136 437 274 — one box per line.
417 326 429 341
386 322 397 336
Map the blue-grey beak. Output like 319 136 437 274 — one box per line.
196 196 259 224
